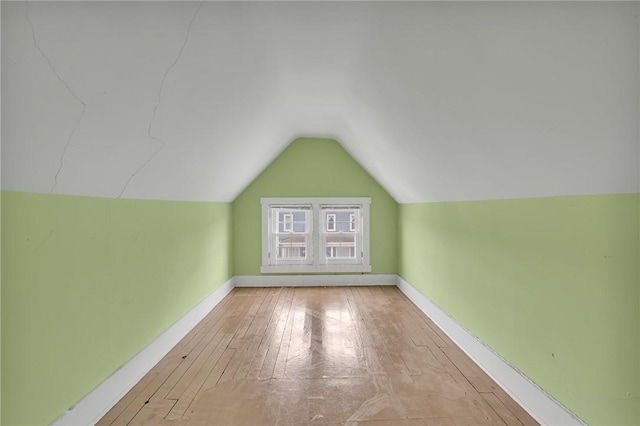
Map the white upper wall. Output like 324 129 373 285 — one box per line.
2 1 638 203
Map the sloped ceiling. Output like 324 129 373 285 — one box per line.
2 1 638 203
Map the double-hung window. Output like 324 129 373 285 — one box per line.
268 205 312 266
261 197 371 273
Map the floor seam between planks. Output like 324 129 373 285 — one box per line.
97 286 538 426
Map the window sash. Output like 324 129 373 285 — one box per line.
267 206 312 265
320 205 361 265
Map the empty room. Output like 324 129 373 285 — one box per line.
1 1 639 425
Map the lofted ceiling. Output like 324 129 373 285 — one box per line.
2 1 638 203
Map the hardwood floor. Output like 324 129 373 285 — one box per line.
97 286 538 425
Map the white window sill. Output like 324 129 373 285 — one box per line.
260 264 372 274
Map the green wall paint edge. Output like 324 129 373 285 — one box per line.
398 193 639 426
1 191 233 425
232 138 398 276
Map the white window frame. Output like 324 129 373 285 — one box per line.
261 197 371 273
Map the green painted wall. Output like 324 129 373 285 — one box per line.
1 187 2 424
1 191 233 426
398 194 640 426
233 138 398 275
2 142 636 426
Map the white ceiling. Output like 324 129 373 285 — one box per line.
2 1 638 203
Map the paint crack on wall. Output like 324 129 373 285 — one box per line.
35 230 55 252
25 2 87 194
117 2 203 199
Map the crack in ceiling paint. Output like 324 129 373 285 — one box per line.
25 1 87 194
117 1 203 199
2 2 638 203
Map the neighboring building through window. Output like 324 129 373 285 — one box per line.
326 214 336 232
282 213 293 232
261 197 371 273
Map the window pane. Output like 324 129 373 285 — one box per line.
275 208 308 233
325 234 356 259
292 211 307 233
275 234 307 260
323 208 358 233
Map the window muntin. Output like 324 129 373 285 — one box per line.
261 198 371 273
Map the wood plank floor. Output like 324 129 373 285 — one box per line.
97 286 539 426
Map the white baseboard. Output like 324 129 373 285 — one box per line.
396 276 584 426
233 273 397 287
50 278 234 426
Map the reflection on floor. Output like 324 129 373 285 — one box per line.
97 286 539 425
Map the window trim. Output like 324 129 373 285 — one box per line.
261 197 371 273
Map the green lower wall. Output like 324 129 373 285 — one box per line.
1 191 233 426
2 188 637 425
398 194 639 426
1 189 2 424
233 138 398 275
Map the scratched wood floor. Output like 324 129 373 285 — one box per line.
97 286 538 426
